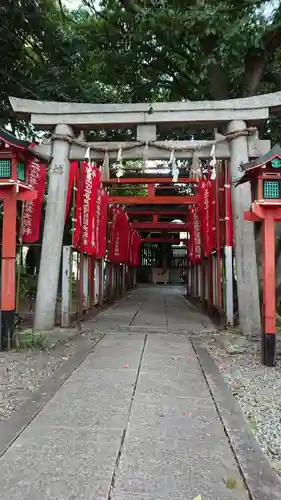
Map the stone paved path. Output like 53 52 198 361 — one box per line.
0 286 249 500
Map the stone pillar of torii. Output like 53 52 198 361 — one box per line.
9 93 281 336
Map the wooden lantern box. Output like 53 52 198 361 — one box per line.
236 144 281 209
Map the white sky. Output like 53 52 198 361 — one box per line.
63 0 82 8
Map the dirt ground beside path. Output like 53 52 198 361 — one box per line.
0 326 99 421
204 331 281 477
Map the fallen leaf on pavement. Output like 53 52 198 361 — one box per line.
224 476 245 490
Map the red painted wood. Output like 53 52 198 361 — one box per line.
215 172 223 314
263 215 276 334
1 188 16 311
108 195 200 205
244 211 261 222
127 210 187 216
147 184 154 197
104 177 198 185
202 259 206 303
131 222 189 230
195 264 198 297
17 190 38 201
0 188 38 201
108 263 113 299
79 254 84 317
98 259 103 302
89 257 95 307
208 254 214 311
143 238 183 243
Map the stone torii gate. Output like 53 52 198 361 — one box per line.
9 93 281 334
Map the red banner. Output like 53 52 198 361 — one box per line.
22 159 46 243
73 163 82 250
129 230 142 266
134 234 142 266
95 182 108 259
121 211 131 264
65 160 78 222
73 162 100 254
198 179 215 256
188 205 201 263
82 162 100 255
109 207 137 264
188 210 195 263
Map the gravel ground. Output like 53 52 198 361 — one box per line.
205 333 281 476
0 325 99 421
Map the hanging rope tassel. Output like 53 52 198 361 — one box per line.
210 144 217 180
142 140 149 173
170 149 179 183
116 147 124 179
102 149 110 181
84 146 91 165
191 150 202 180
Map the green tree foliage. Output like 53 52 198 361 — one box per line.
81 0 281 103
0 0 119 133
2 0 281 134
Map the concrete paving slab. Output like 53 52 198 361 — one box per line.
113 439 248 499
145 333 193 350
0 427 119 500
129 401 220 428
133 394 214 417
141 353 200 373
112 488 245 500
39 396 129 430
79 355 141 370
137 370 211 399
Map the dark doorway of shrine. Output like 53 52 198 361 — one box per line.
137 243 187 285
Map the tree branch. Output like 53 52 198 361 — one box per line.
200 34 229 99
119 0 143 14
244 4 281 96
244 49 266 96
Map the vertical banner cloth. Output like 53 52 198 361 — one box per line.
198 179 215 256
22 159 46 243
95 181 108 259
73 161 100 255
188 209 195 263
134 233 142 266
81 162 99 255
109 207 139 264
73 162 82 250
129 231 142 266
188 205 201 263
121 211 131 264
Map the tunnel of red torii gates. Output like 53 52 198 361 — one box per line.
0 125 232 338
3 92 281 366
